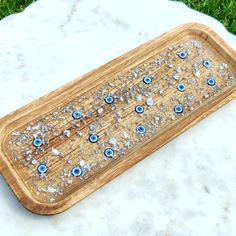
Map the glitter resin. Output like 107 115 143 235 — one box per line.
6 38 236 205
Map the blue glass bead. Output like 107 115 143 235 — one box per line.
174 105 183 114
72 111 82 120
71 166 82 177
202 60 211 68
177 83 186 92
89 134 99 143
105 96 114 104
135 105 144 114
143 76 152 85
136 125 146 134
33 138 43 147
178 51 187 59
104 148 114 158
207 78 216 86
37 164 48 174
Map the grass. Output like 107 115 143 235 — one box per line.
0 0 235 34
0 0 35 19
175 0 236 35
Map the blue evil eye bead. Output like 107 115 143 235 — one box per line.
177 83 186 92
104 148 115 158
178 51 187 59
72 111 82 120
71 166 82 177
33 138 43 147
135 105 144 114
143 76 152 85
174 105 183 114
207 78 216 86
89 134 99 143
104 96 114 104
37 164 48 174
136 125 146 135
202 60 211 68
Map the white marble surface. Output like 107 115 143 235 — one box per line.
0 0 236 235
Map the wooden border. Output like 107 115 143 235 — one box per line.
0 23 235 215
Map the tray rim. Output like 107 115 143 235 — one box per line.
0 22 235 215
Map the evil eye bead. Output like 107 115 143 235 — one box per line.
177 83 186 92
143 76 152 85
105 96 114 104
135 105 144 114
136 125 146 135
37 164 48 174
207 78 216 86
89 134 99 143
71 166 82 177
104 148 115 158
33 138 43 147
72 111 82 120
178 51 187 59
202 60 211 68
174 105 183 114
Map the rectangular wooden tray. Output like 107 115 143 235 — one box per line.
0 23 235 215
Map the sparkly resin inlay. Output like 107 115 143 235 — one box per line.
7 38 235 203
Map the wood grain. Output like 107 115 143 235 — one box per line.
0 23 235 215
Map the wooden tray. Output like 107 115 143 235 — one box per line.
0 23 235 215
